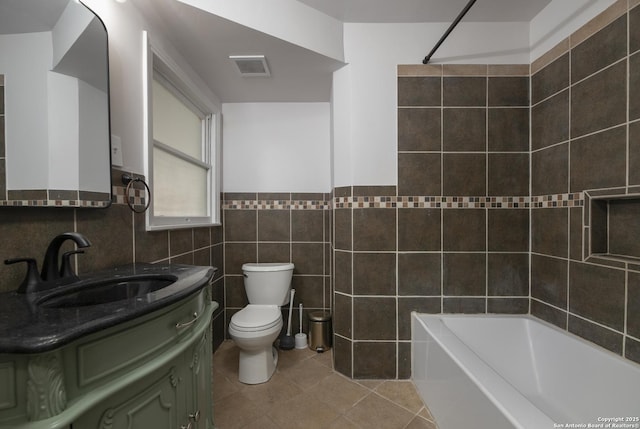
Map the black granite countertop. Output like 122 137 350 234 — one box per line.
0 263 216 354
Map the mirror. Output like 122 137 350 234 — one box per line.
0 0 111 207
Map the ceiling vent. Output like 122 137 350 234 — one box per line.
229 55 271 77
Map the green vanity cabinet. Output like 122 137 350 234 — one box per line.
76 360 182 429
74 322 213 429
0 286 217 429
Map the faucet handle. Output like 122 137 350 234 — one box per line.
4 258 41 294
60 250 84 279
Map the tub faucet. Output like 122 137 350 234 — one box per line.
41 232 92 282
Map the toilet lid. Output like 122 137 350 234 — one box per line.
242 262 295 272
230 305 281 332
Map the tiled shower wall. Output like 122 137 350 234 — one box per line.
0 169 226 351
333 65 531 379
529 1 640 363
332 0 640 379
222 193 333 334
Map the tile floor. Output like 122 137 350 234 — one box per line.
212 340 439 429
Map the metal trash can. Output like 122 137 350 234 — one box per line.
308 311 332 352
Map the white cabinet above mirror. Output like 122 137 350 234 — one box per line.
0 0 111 207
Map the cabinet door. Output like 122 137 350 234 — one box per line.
185 325 214 429
73 365 181 429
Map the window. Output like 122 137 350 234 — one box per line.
143 33 220 229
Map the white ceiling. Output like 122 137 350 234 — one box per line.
295 0 553 23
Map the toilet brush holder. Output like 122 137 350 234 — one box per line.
295 333 307 349
295 303 307 349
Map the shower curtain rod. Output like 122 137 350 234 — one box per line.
422 0 477 64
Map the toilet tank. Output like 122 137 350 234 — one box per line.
242 262 294 306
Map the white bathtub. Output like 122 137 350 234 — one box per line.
412 314 640 429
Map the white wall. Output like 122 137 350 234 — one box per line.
48 72 79 191
331 66 352 188
0 32 51 190
46 74 109 193
78 79 110 193
222 102 331 193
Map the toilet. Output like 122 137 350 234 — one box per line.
228 262 294 384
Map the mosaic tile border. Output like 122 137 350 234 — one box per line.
531 193 584 208
223 200 331 210
0 199 111 208
0 190 582 210
338 196 533 208
0 186 145 207
222 193 584 210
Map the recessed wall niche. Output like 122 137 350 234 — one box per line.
590 195 640 262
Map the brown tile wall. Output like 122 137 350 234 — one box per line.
0 168 226 351
530 1 640 365
222 193 333 338
335 64 531 379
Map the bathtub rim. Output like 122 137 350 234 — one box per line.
412 312 640 370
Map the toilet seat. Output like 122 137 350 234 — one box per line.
230 305 281 332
